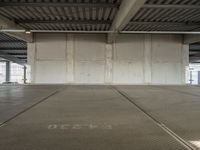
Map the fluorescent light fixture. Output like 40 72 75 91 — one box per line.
25 31 31 34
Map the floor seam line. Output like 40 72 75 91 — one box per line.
110 86 196 150
156 86 200 98
0 89 61 128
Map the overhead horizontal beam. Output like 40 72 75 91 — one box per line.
17 20 112 25
143 4 200 9
184 35 200 44
0 49 27 53
0 51 26 65
0 40 26 43
108 0 146 43
0 15 32 42
190 53 200 57
8 53 27 55
121 31 200 34
0 48 26 50
9 55 27 58
129 21 200 26
190 57 200 63
0 2 120 8
190 45 200 50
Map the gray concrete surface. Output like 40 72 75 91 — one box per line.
117 85 200 149
0 85 200 150
0 85 64 124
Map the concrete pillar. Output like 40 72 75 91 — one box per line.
181 44 189 84
105 44 113 84
144 34 152 84
66 34 74 83
5 61 10 82
23 66 27 84
27 42 36 83
198 71 200 85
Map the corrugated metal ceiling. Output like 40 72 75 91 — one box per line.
0 0 121 31
124 0 200 31
1 0 200 63
0 33 27 63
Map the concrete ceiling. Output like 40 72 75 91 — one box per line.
0 0 200 32
0 33 27 65
124 0 200 31
190 42 200 63
1 0 200 64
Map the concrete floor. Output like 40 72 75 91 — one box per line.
0 85 200 150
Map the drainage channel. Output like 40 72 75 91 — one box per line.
110 86 196 150
0 89 61 128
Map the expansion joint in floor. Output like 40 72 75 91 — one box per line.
110 86 196 150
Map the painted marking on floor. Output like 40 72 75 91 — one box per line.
47 124 113 130
110 86 197 150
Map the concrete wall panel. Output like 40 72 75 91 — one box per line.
28 33 188 84
35 61 66 83
36 33 66 60
113 61 144 84
151 35 183 84
74 34 105 61
74 34 105 84
152 63 182 84
152 35 182 63
113 35 144 84
74 61 105 84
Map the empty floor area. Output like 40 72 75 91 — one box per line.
0 85 200 150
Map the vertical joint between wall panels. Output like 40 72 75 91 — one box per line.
144 34 152 84
105 43 114 84
66 34 75 83
181 35 189 84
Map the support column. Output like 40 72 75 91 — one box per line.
66 34 74 83
5 61 10 82
144 34 152 84
198 71 200 85
105 43 113 84
181 44 189 84
27 42 36 83
23 66 27 84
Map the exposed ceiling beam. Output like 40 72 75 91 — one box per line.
0 48 26 50
190 53 200 57
0 15 32 42
143 4 200 9
8 52 27 55
0 2 120 8
190 57 200 62
190 50 200 53
129 21 200 27
184 35 200 44
0 51 26 65
0 49 27 53
190 45 200 50
0 40 26 43
108 0 146 43
9 55 27 58
17 20 112 25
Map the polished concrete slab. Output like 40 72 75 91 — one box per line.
0 85 188 150
117 85 200 149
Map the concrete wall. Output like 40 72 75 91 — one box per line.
28 33 189 84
